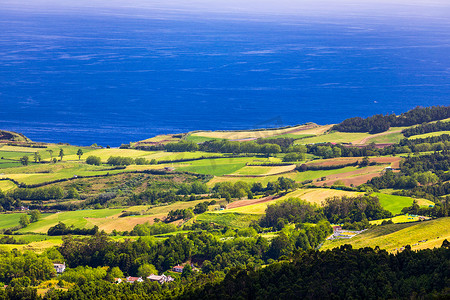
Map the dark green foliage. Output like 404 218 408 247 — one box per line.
403 120 450 137
260 198 323 228
333 105 450 133
166 141 199 152
47 222 99 236
85 155 101 165
106 156 134 166
323 195 392 225
130 222 178 236
183 245 450 300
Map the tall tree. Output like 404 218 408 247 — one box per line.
59 148 64 161
33 152 41 163
20 156 29 166
47 149 54 162
77 149 84 160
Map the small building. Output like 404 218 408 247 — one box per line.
20 206 29 211
164 167 175 171
332 226 342 233
126 276 143 284
147 274 174 284
53 263 66 274
172 265 184 273
115 278 122 284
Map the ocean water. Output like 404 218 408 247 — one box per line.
1 2 450 146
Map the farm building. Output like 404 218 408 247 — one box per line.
172 265 184 273
126 276 143 283
147 274 174 284
53 263 66 274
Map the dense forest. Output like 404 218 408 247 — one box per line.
1 244 448 299
332 105 450 133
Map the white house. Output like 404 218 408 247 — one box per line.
172 265 184 273
147 274 174 284
53 263 66 274
126 276 143 284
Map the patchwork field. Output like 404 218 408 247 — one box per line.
407 131 450 139
230 164 296 176
12 200 214 234
195 212 260 228
322 217 450 252
189 124 322 141
0 180 16 191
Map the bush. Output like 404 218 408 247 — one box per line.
86 156 101 166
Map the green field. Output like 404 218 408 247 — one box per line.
369 214 423 225
177 157 255 176
296 132 372 144
0 213 24 230
208 166 360 186
0 180 16 191
374 193 417 214
13 200 215 234
196 212 260 228
184 135 221 143
408 131 450 140
322 217 450 252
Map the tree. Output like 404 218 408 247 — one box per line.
20 156 29 166
19 214 30 227
59 149 64 161
137 264 158 277
181 264 193 278
28 210 41 223
33 152 41 163
77 149 83 160
86 156 101 166
47 149 54 161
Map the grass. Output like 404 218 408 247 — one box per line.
369 214 422 225
16 200 214 234
196 212 260 228
184 135 222 143
295 132 372 145
231 165 296 176
0 180 16 191
278 188 362 206
322 217 450 252
208 166 360 187
408 131 450 140
260 134 315 140
190 125 313 140
177 157 254 176
0 213 23 230
374 193 416 215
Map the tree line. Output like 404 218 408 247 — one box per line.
332 105 450 133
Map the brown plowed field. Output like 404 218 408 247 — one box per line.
312 165 386 187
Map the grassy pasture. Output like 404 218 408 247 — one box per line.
0 180 16 191
184 135 221 143
177 157 255 176
407 131 450 139
190 125 313 140
322 217 450 252
208 166 361 187
15 200 213 234
0 213 24 230
374 193 416 215
296 132 372 145
231 165 296 176
196 212 260 228
369 214 422 225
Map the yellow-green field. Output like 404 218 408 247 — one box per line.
14 200 213 234
189 124 320 140
408 131 450 140
322 217 450 252
195 212 260 228
208 166 361 187
0 180 16 191
296 132 372 145
231 165 296 176
369 214 423 225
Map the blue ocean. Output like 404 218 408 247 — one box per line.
1 1 450 146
